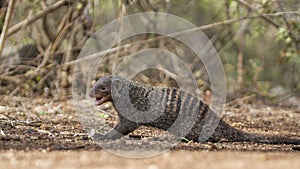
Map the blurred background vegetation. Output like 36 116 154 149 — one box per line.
0 0 299 103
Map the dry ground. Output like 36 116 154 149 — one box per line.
1 150 300 169
0 96 299 168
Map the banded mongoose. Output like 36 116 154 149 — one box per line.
89 75 300 144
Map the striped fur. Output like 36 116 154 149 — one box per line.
89 75 300 144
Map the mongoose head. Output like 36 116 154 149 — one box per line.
89 76 113 106
89 76 124 106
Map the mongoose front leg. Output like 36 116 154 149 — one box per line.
89 76 139 140
93 116 138 140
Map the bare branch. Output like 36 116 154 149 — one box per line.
7 0 72 37
0 0 16 58
64 11 299 66
237 0 280 28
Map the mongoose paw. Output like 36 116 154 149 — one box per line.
92 133 107 141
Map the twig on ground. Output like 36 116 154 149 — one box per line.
226 94 256 107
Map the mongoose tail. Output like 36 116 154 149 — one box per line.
211 119 300 145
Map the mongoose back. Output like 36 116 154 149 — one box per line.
89 75 300 144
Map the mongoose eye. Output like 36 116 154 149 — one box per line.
99 86 106 91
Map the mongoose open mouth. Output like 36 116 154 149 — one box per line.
95 95 111 106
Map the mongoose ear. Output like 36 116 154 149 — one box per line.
112 79 123 92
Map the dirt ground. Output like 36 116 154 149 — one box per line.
1 150 300 169
0 96 300 168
